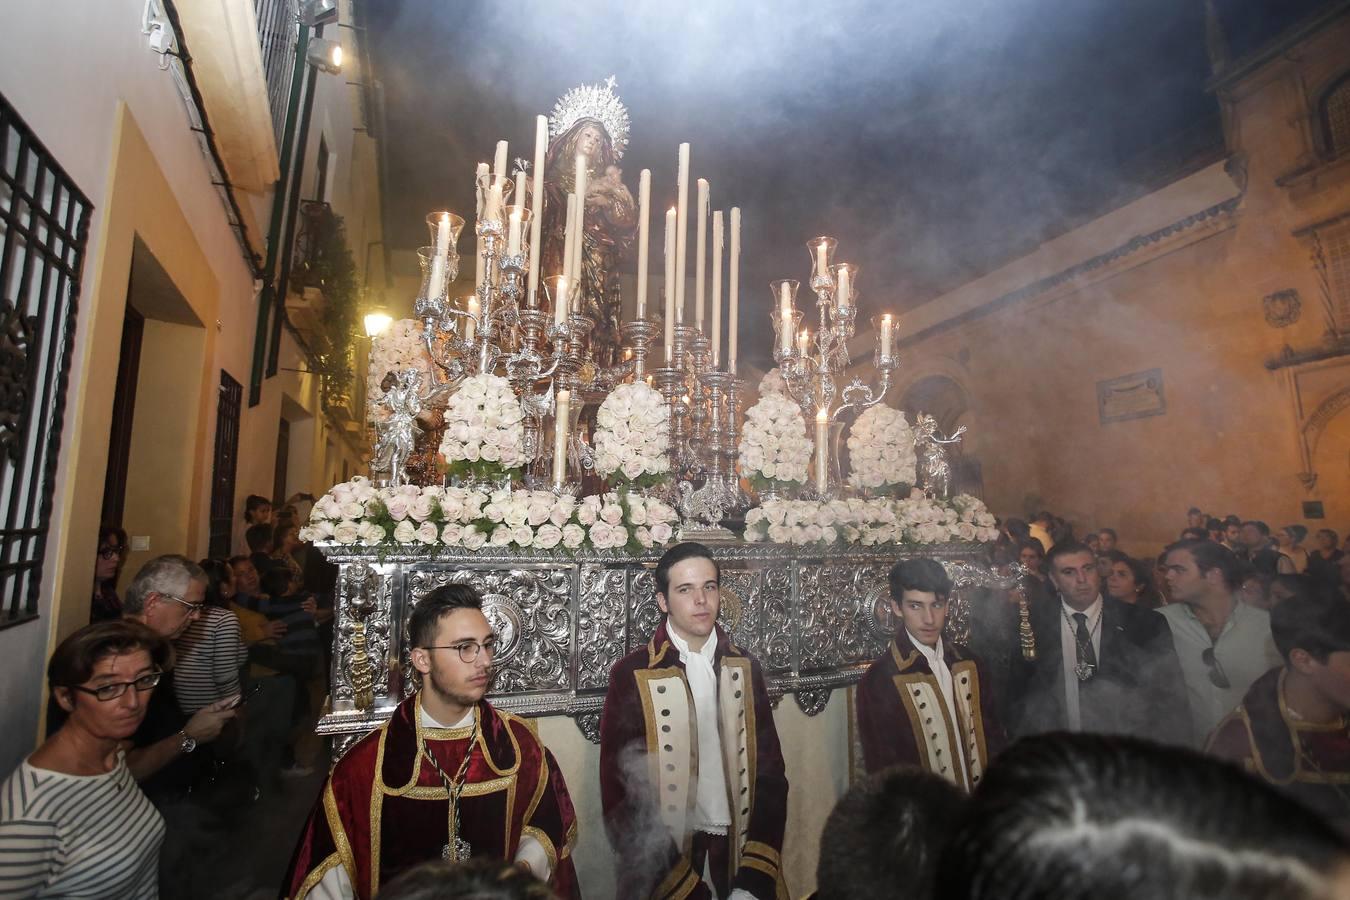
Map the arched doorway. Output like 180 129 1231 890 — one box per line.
901 375 984 498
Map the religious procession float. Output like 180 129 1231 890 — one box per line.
302 79 1013 754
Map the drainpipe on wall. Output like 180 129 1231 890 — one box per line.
249 24 311 407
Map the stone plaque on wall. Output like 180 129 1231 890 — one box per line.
1097 368 1166 424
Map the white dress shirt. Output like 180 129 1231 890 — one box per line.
1059 595 1104 731
667 623 733 834
908 630 967 773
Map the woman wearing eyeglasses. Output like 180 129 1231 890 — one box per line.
0 621 170 898
90 525 129 623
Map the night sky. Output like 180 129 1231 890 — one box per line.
363 0 1324 369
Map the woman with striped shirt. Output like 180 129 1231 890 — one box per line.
0 621 170 898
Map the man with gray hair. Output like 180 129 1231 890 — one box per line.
123 555 237 785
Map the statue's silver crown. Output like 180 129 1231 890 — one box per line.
549 76 631 160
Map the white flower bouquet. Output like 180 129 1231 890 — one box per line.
438 373 527 481
743 493 999 546
367 319 434 425
593 382 671 487
847 404 917 493
738 391 811 494
303 478 680 554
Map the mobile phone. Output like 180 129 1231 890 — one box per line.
229 682 264 709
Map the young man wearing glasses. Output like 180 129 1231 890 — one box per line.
285 583 579 899
1208 588 1350 835
600 542 790 900
1160 538 1282 747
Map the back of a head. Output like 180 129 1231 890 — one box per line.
260 565 293 600
377 859 558 900
818 767 967 900
937 734 1348 900
1271 590 1350 664
245 522 273 552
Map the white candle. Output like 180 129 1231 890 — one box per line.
711 210 723 367
636 169 650 320
554 277 569 327
779 283 793 353
483 182 504 223
674 143 690 326
664 207 676 362
797 328 810 357
528 116 546 308
513 168 527 209
837 265 851 310
815 408 829 493
493 140 509 179
553 390 570 487
427 255 445 301
694 178 708 329
465 295 479 342
572 153 588 288
475 162 488 290
435 213 451 256
815 240 828 278
507 210 522 256
729 207 740 374
880 314 894 360
561 193 577 281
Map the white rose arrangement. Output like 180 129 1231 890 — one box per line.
438 373 527 480
738 391 812 493
367 319 434 425
743 494 999 546
304 477 680 554
847 404 917 492
593 382 671 487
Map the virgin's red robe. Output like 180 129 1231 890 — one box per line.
283 693 580 899
1208 667 1350 836
856 631 1004 791
599 621 790 900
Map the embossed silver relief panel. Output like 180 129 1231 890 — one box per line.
333 563 396 712
796 561 892 672
577 564 629 690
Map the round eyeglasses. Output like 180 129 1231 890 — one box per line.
70 671 163 701
421 638 500 664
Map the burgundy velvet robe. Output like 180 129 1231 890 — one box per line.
1208 667 1350 836
856 631 1004 790
283 693 580 899
600 622 790 899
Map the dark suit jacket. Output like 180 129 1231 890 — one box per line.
1008 593 1189 745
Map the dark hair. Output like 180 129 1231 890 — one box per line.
48 620 171 692
1180 526 1210 541
260 565 295 600
936 734 1349 900
1103 551 1161 609
1244 520 1272 538
1316 528 1340 547
197 558 234 609
378 858 557 900
273 521 298 549
1224 514 1242 528
654 542 720 597
95 524 129 587
889 558 953 603
1187 506 1203 516
245 522 274 552
408 583 484 649
1003 518 1030 542
1097 527 1117 541
228 554 252 569
1272 589 1350 664
1206 517 1224 532
1044 540 1095 571
1166 538 1244 592
1283 524 1308 544
817 766 966 900
1017 537 1045 558
244 494 272 517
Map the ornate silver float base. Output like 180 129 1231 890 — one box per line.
316 543 1011 754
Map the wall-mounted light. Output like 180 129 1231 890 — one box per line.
363 305 392 338
306 38 343 75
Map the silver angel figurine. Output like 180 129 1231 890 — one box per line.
913 413 967 499
371 368 425 486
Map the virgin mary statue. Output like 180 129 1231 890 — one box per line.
541 77 637 369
